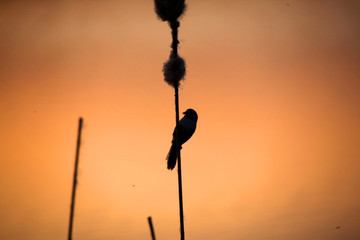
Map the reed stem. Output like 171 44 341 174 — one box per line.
68 117 83 240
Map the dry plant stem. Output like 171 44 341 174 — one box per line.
171 19 185 240
68 118 83 240
148 216 156 240
174 85 185 240
171 20 179 57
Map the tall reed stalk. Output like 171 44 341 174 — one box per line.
154 1 188 239
68 117 83 240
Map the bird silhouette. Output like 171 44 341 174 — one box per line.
166 109 198 170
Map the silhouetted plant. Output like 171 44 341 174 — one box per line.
154 1 187 239
68 118 83 240
148 216 156 240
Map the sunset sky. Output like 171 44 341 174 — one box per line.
1 1 360 239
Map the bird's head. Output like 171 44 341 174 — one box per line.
183 108 198 122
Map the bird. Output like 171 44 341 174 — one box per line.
166 108 198 170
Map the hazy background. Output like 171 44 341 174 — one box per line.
1 0 359 239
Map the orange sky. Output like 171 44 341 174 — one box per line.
1 1 360 239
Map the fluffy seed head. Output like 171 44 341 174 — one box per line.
154 0 186 22
163 54 186 88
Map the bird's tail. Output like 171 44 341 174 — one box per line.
166 143 178 170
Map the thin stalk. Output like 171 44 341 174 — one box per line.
171 19 185 240
175 86 185 240
147 216 156 240
68 117 83 240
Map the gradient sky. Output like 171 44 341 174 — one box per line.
1 1 360 240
